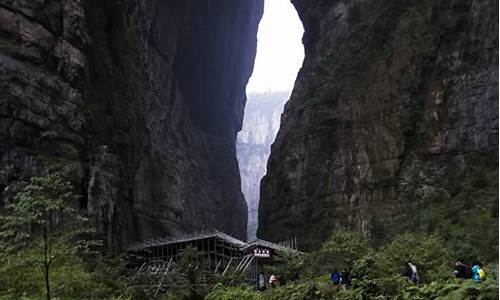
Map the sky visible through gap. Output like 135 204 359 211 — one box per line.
246 0 304 94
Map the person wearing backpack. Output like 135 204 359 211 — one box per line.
454 259 473 281
476 262 486 281
453 259 468 279
471 264 481 283
331 269 340 285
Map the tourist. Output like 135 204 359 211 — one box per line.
472 262 486 283
258 273 266 291
403 261 419 284
453 259 470 280
479 264 486 281
340 268 350 289
269 273 278 288
472 264 481 283
330 269 340 285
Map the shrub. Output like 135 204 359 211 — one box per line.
205 284 262 300
262 250 304 284
302 228 370 277
375 232 452 283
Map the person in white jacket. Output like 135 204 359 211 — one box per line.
406 261 419 283
269 274 278 287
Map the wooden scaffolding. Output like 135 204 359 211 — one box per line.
125 231 301 290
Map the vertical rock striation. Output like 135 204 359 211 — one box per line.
1 0 263 249
237 92 288 239
258 0 498 250
0 0 88 208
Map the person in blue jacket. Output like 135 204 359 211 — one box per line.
471 264 481 283
331 269 340 285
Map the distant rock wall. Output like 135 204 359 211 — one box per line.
237 92 288 239
1 0 263 249
258 0 498 250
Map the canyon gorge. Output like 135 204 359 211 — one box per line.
0 0 263 250
0 0 497 255
237 91 289 239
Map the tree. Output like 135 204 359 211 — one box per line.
375 232 452 283
0 174 98 300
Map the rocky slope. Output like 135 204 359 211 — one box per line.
237 91 288 239
258 0 498 250
0 0 263 249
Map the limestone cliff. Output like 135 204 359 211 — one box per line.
237 91 288 239
258 0 498 250
0 0 263 249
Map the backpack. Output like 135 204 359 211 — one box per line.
478 268 486 280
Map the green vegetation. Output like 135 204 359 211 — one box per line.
0 173 497 299
0 174 97 300
0 174 127 300
205 285 261 300
202 230 498 300
382 155 499 263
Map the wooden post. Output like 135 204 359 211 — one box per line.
222 240 225 270
205 239 210 270
253 256 257 285
200 240 203 265
215 238 218 271
206 239 210 270
211 239 214 270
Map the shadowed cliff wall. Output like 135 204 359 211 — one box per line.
0 0 263 249
258 0 498 250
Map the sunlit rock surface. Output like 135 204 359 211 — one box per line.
258 0 498 250
237 92 288 239
0 0 263 249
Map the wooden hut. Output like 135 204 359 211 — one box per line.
125 231 300 287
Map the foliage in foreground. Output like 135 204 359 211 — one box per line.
204 229 498 299
0 253 130 300
0 174 125 300
0 173 497 300
204 272 499 300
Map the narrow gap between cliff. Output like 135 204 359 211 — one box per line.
237 0 304 240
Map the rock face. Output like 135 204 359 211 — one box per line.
1 0 263 249
258 0 498 250
237 92 288 239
